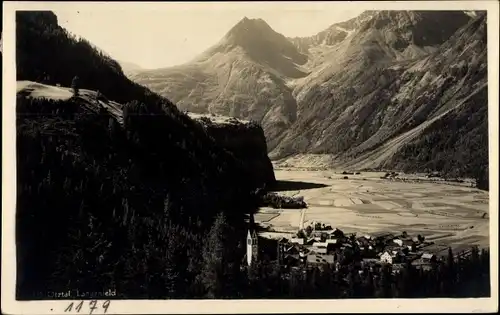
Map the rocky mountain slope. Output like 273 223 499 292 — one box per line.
275 12 486 169
387 14 488 182
131 17 309 151
131 10 488 180
288 11 377 57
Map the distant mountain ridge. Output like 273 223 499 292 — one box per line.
288 11 377 53
118 60 145 77
131 10 488 180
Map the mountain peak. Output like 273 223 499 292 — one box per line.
226 17 274 40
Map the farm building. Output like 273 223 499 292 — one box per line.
393 239 404 246
412 259 434 271
391 263 405 274
362 258 380 265
310 246 328 254
306 254 335 268
327 228 345 238
313 242 328 248
290 238 304 245
421 253 437 262
326 239 338 245
379 250 406 264
311 231 324 238
380 251 393 264
365 232 395 244
357 236 371 246
403 239 417 251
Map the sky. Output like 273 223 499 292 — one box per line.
52 2 364 69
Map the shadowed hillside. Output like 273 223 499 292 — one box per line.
15 11 273 299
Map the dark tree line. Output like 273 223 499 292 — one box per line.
237 246 490 299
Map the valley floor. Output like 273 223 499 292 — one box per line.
256 169 490 253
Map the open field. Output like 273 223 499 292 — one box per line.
256 169 490 250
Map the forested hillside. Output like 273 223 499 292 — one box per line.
15 11 266 299
390 84 488 187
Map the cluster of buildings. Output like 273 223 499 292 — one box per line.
246 225 456 275
260 192 307 209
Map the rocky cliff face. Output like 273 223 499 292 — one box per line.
384 13 488 177
15 79 276 190
288 11 377 54
188 113 276 188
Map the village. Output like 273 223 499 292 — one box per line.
246 220 474 278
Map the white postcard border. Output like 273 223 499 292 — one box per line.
2 1 499 314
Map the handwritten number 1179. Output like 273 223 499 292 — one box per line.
64 300 111 314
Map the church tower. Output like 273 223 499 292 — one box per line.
246 229 258 266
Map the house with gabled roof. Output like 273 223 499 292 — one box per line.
306 254 335 270
290 237 304 245
380 251 393 264
421 253 437 262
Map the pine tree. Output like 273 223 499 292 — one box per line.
71 75 80 96
288 268 299 298
162 223 182 298
246 260 261 298
268 263 284 298
379 264 393 298
363 269 375 298
200 212 236 298
475 164 489 190
398 261 413 297
309 267 321 297
318 264 333 298
479 248 490 296
446 247 454 270
444 247 455 296
347 267 358 298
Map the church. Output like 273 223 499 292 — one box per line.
243 227 291 267
246 228 259 266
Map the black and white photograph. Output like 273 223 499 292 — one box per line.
2 1 499 314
